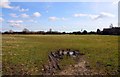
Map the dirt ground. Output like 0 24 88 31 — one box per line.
57 57 99 75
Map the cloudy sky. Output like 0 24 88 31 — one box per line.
0 0 119 32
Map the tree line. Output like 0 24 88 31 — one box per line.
2 27 120 35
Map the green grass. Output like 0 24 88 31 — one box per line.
2 35 119 75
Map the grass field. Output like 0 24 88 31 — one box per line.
2 34 119 75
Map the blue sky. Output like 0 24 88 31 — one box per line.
0 1 118 32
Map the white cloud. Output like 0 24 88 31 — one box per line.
49 16 59 21
100 12 115 17
74 13 88 17
20 13 29 18
9 23 22 27
19 8 29 12
10 13 18 18
89 14 100 19
29 19 38 23
10 13 30 18
49 17 68 21
0 0 29 14
73 12 115 20
0 17 4 23
61 17 68 21
8 20 23 23
33 12 41 17
92 12 115 20
11 6 21 11
10 13 43 18
7 20 23 27
12 6 29 12
74 13 97 19
0 0 13 9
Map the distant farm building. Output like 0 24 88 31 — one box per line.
102 27 120 35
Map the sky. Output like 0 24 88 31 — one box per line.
0 0 119 32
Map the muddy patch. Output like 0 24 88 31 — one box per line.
41 49 85 75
